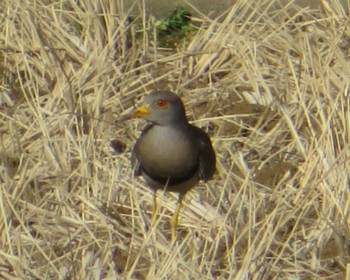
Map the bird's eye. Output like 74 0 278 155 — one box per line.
155 99 168 108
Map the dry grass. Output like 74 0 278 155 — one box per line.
1 0 350 279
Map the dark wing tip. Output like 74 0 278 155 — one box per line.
194 127 216 181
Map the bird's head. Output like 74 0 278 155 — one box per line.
133 91 188 125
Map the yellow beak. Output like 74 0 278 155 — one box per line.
133 104 150 118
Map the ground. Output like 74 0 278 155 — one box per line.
0 0 350 279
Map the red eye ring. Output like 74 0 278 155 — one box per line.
155 99 168 108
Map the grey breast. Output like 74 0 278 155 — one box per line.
136 124 199 180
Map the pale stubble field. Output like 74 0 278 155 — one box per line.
0 0 350 279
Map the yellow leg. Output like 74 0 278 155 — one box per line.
152 190 158 219
170 193 185 239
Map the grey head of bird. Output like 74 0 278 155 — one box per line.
133 91 188 125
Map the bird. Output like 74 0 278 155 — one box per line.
131 90 216 238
